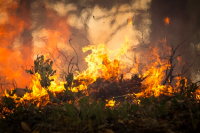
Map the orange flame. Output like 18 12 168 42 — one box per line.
0 1 32 91
4 71 66 107
128 17 132 25
0 1 70 94
105 99 116 107
164 17 170 25
2 36 178 107
73 37 131 89
133 38 172 97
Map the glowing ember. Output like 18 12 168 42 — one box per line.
105 99 116 107
128 17 132 25
164 17 170 25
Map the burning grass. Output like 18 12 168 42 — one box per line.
1 39 200 132
1 80 200 132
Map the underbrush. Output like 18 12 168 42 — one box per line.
1 55 200 133
1 79 200 133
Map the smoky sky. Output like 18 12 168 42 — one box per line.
150 0 200 82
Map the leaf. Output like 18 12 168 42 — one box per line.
21 121 31 132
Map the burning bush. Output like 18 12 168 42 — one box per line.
0 37 200 132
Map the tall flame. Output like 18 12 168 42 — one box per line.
74 37 130 86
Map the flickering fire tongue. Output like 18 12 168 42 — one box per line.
0 0 71 93
1 0 200 109
0 1 32 91
2 35 179 108
3 37 130 106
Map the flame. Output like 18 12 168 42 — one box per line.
2 36 183 107
0 1 70 94
2 36 131 107
133 38 172 97
0 1 32 91
4 72 66 107
73 37 131 89
164 17 170 25
105 99 116 107
1 13 199 111
196 88 200 100
128 17 132 25
2 1 200 120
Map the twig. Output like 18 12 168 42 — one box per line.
68 57 75 74
137 29 149 48
162 40 186 85
108 93 136 100
69 34 80 72
95 9 144 20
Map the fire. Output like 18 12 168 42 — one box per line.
0 1 32 91
3 36 132 106
2 36 176 107
132 38 173 97
0 0 70 94
74 37 131 88
164 17 170 25
128 17 132 25
2 22 199 110
4 72 66 107
105 99 116 107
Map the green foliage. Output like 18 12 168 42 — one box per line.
25 55 56 88
78 96 106 124
65 73 74 87
138 95 165 117
1 85 200 132
117 100 129 119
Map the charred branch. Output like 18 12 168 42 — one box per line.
162 40 185 85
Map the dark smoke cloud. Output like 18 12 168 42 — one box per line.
150 0 200 82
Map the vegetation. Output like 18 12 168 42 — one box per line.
1 79 200 132
1 54 200 133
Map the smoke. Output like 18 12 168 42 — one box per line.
8 0 200 91
0 0 152 90
150 0 200 83
1 0 199 92
0 0 33 91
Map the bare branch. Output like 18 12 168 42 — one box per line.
162 40 186 85
68 34 80 72
68 57 74 74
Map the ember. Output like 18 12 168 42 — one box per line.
164 17 170 25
